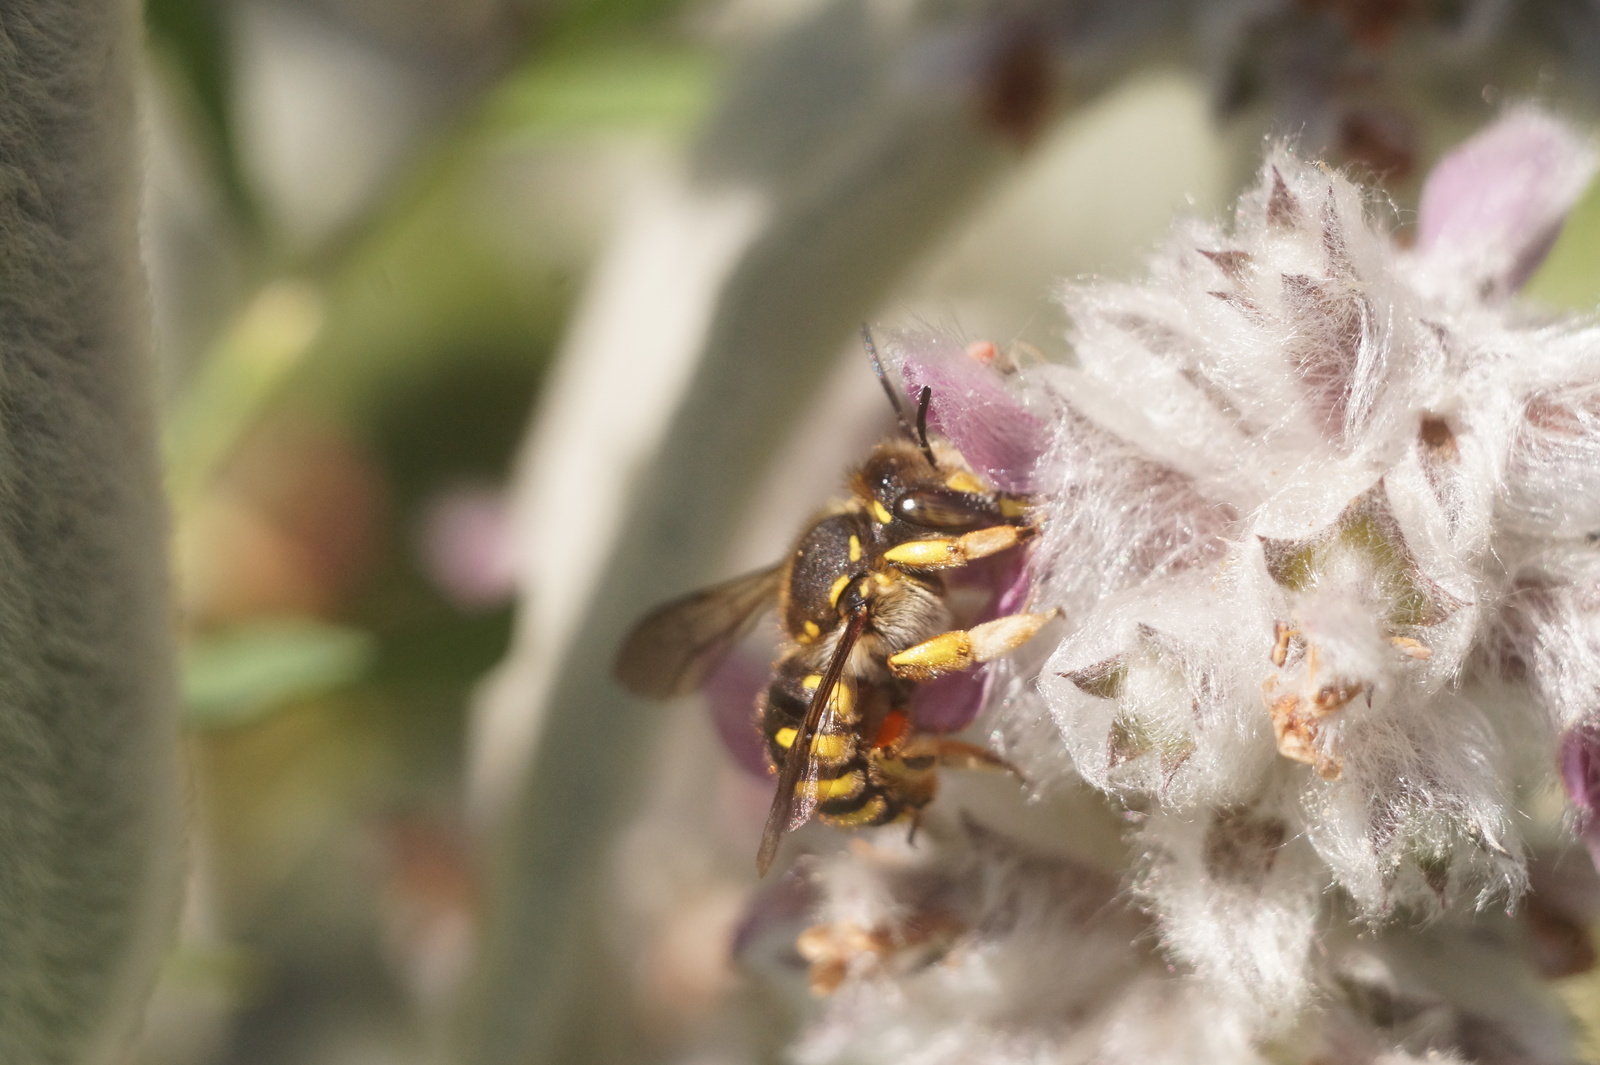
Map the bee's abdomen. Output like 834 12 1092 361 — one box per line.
817 785 901 828
758 656 931 832
760 657 862 772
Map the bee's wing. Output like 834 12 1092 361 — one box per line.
785 675 857 835
613 565 784 699
757 607 869 877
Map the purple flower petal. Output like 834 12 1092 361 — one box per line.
894 333 1048 494
705 649 773 780
911 669 990 733
994 550 1034 618
730 866 816 963
1416 107 1597 296
1562 726 1600 869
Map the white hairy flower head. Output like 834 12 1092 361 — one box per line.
796 109 1600 1064
1018 106 1599 1024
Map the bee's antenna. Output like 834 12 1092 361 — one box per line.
862 326 911 427
913 386 935 466
862 325 938 466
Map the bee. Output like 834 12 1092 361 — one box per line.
615 331 1053 875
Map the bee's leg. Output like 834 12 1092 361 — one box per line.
934 740 1022 779
886 611 1056 682
881 525 1033 570
906 807 924 846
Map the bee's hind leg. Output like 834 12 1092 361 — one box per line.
886 611 1056 682
934 740 1020 779
906 807 924 846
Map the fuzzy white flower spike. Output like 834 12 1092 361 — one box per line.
783 108 1600 1065
1003 108 1600 1046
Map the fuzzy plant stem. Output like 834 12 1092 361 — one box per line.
0 4 182 1063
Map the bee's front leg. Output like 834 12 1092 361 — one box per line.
881 524 1033 570
885 611 1056 682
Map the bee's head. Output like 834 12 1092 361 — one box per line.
855 440 1001 532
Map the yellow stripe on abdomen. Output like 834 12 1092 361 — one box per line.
824 794 889 827
796 770 864 803
773 727 853 763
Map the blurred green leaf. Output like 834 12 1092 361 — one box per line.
484 43 717 139
183 618 377 730
544 0 702 49
157 941 262 999
1524 175 1600 310
145 0 258 230
165 281 324 511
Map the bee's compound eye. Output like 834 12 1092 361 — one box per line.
859 453 901 497
893 488 995 529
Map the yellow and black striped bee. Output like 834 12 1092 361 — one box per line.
615 333 1052 875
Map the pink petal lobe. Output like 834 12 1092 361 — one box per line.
705 650 772 780
912 669 990 734
730 867 815 963
1416 107 1597 296
1562 726 1600 870
894 333 1048 494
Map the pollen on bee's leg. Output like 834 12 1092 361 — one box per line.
889 611 1055 681
967 611 1055 662
887 632 974 681
883 525 1029 569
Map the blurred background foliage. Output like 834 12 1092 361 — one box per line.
136 0 1600 1062
145 0 718 1060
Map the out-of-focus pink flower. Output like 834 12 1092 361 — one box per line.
417 484 516 611
1415 106 1597 297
